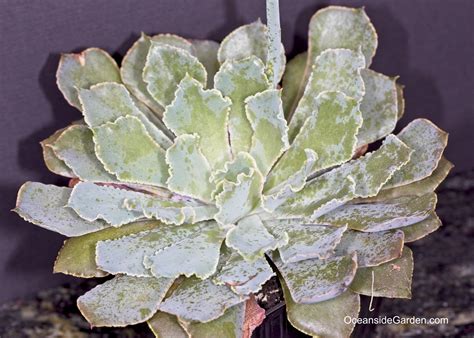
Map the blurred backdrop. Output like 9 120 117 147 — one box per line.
0 0 472 302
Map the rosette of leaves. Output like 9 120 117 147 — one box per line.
14 3 451 338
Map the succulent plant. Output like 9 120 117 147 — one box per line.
14 1 451 337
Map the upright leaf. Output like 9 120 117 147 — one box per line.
191 39 220 88
281 52 307 117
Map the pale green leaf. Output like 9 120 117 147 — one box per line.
163 75 231 170
40 128 76 178
400 212 441 243
57 48 121 110
246 89 289 176
144 221 225 279
385 119 448 188
191 39 220 88
274 253 357 304
159 277 246 323
335 229 404 267
14 182 108 237
357 69 398 146
147 312 187 338
54 220 160 278
144 42 207 107
51 125 115 182
396 83 405 119
350 246 413 298
281 52 307 118
266 0 284 87
226 215 288 262
214 56 270 154
77 275 173 327
93 115 169 187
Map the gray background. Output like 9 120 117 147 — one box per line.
0 0 472 302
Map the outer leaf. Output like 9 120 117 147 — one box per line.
274 253 358 304
144 42 207 107
396 83 405 119
144 221 225 279
77 275 173 327
159 277 246 323
318 193 437 232
57 48 121 110
191 39 220 88
268 91 362 190
350 246 414 298
213 252 275 295
281 52 307 117
246 89 289 176
163 75 231 170
93 115 169 187
166 134 214 202
14 182 108 237
51 125 115 182
226 215 288 262
335 229 404 267
265 220 347 263
214 56 270 154
40 128 76 178
385 119 448 188
67 182 145 227
78 82 172 149
147 312 187 338
400 212 441 243
54 220 160 277
357 69 398 146
288 49 365 140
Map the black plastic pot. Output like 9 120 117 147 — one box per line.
252 296 382 338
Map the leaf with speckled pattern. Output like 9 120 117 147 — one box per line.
93 115 169 187
214 56 270 154
274 253 357 304
350 246 413 298
51 125 115 182
57 48 121 110
144 43 206 108
213 252 275 295
246 89 289 176
399 212 441 243
147 312 187 338
77 275 173 327
318 193 437 232
281 52 307 117
14 182 108 237
191 39 220 88
159 277 246 323
335 229 404 267
282 282 360 338
356 69 398 147
385 119 448 188
226 215 288 262
163 75 231 170
288 49 365 141
40 127 76 178
265 220 347 263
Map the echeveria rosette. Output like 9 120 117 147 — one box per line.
14 4 451 338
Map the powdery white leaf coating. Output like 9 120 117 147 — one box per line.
67 182 146 227
268 91 362 189
288 49 365 141
77 275 174 327
51 125 115 182
214 56 270 155
265 220 347 263
166 134 214 202
96 222 202 277
159 277 247 323
226 215 288 262
246 89 289 176
335 229 404 267
274 253 358 304
147 312 187 338
15 182 108 237
213 252 275 295
78 82 172 149
281 52 307 117
163 75 231 170
57 48 121 110
350 246 413 298
385 119 448 188
266 0 284 87
282 281 360 338
144 42 207 108
319 193 437 232
357 69 398 147
40 127 76 178
191 39 220 88
400 212 442 243
93 115 169 187
144 221 225 279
